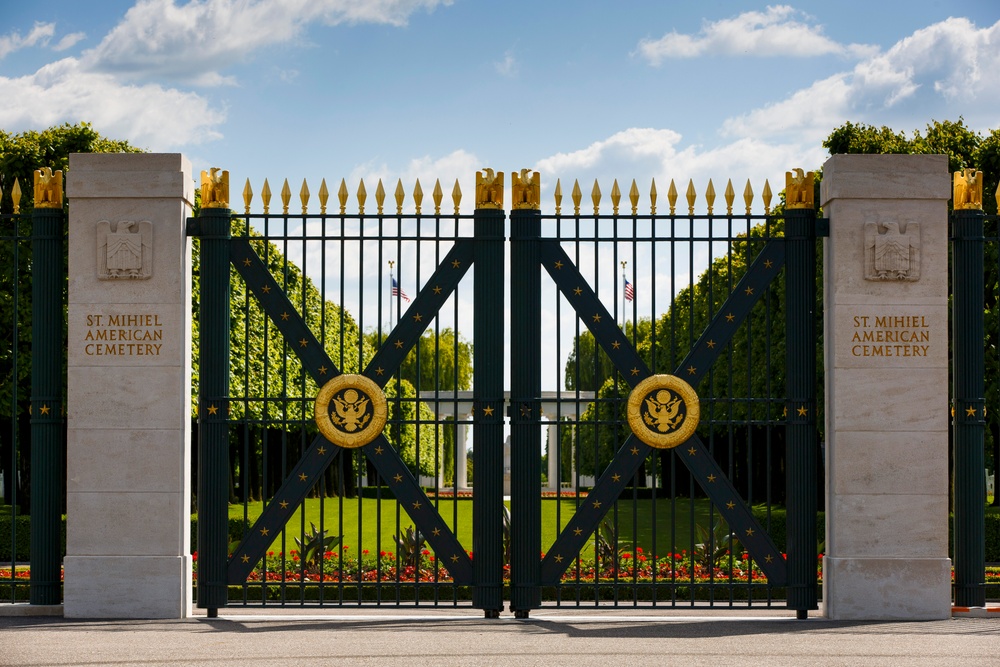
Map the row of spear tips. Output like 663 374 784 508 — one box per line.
241 177 463 216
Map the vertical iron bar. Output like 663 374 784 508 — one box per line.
197 206 232 613
784 203 818 616
473 206 505 615
29 204 64 605
509 204 541 615
952 207 986 608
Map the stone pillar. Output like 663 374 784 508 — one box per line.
821 154 951 620
64 154 194 618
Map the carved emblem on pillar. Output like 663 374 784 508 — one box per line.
34 168 63 208
97 220 153 280
512 169 540 210
475 169 504 209
864 221 920 281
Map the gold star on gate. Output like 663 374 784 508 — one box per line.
707 474 716 483
554 260 564 269
207 405 219 416
318 365 328 375
393 474 403 483
745 528 755 537
299 338 308 348
966 406 977 417
688 447 696 456
433 285 442 294
375 367 384 376
241 554 250 563
317 446 327 456
260 527 270 536
592 313 602 323
687 366 697 375
554 554 564 563
412 501 422 510
707 340 716 348
765 554 773 562
451 554 460 563
630 446 639 455
573 527 583 536
374 446 384 455
520 405 531 417
725 313 735 322
394 340 404 349
764 260 774 269
573 287 583 296
413 313 423 322
745 286 754 296
39 405 51 415
611 473 621 482
261 284 271 294
451 259 461 268
279 501 289 509
726 501 735 510
298 473 308 482
630 367 639 376
612 340 621 349
243 258 252 267
797 406 808 417
280 311 290 320
592 500 602 509
432 527 441 536
483 406 495 416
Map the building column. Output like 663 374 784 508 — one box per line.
456 418 469 489
821 154 951 620
546 420 559 492
63 154 194 618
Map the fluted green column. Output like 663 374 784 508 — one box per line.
952 206 986 608
784 185 818 618
30 196 65 606
196 206 231 614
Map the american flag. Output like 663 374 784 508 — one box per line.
624 278 634 302
392 278 410 302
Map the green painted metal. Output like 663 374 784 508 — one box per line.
509 207 541 613
196 206 232 612
783 205 819 615
952 207 986 608
29 205 64 606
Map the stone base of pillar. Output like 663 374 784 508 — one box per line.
63 555 193 618
822 556 952 620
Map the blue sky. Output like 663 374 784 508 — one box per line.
3 1 1000 393
4 0 999 206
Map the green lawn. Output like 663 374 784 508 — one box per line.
223 496 735 558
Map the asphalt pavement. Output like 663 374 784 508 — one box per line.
2 606 998 667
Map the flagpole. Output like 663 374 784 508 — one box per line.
621 260 627 330
388 260 395 331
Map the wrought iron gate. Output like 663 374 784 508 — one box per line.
192 168 819 616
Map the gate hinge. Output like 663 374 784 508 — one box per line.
186 217 201 237
816 218 830 238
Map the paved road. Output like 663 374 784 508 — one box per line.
2 608 998 667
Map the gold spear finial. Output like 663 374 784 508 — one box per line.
262 179 272 214
452 179 462 215
357 179 367 215
300 178 310 214
954 168 984 210
12 178 22 214
629 179 639 216
785 169 814 209
319 179 329 215
432 179 443 215
667 179 677 215
724 179 735 216
743 179 753 215
338 179 348 215
705 179 716 215
376 179 386 215
762 180 773 215
33 168 64 209
280 179 291 214
571 179 582 216
395 179 405 214
649 179 657 215
554 179 563 215
200 168 229 209
591 179 601 215
685 179 696 215
611 179 621 216
413 179 423 215
242 178 253 215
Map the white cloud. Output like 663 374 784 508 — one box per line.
84 0 453 84
0 22 56 59
637 5 877 64
0 58 225 149
52 32 86 52
495 51 517 78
